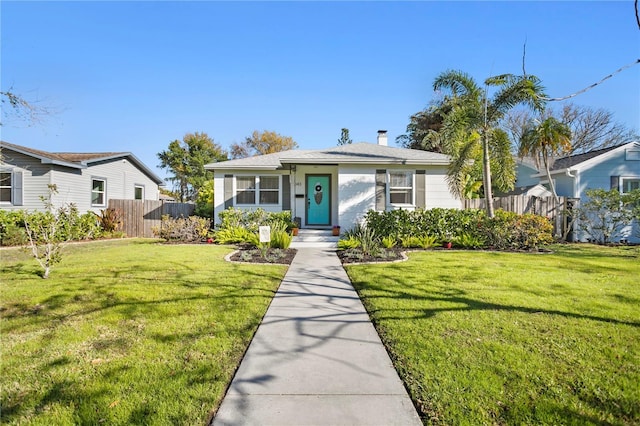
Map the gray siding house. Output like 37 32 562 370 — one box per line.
0 141 163 213
519 141 640 242
205 131 461 230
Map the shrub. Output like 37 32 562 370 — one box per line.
0 210 26 246
95 208 123 233
575 188 640 244
153 215 211 242
381 235 397 249
481 210 553 250
453 232 486 249
400 235 437 249
337 237 361 250
217 207 294 233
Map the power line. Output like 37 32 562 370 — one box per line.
540 59 640 102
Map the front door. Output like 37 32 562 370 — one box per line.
306 175 331 226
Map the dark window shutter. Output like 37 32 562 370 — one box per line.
415 170 426 208
12 171 23 206
282 175 291 211
224 175 234 209
610 176 620 191
375 169 386 211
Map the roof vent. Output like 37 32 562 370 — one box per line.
377 130 388 146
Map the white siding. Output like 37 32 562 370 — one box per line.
338 167 376 229
424 166 462 209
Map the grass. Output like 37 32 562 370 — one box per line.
0 239 287 425
345 244 640 425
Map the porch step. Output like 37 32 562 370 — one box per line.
291 229 339 249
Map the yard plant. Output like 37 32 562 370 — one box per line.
346 244 639 425
1 239 287 425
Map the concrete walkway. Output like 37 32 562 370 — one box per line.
212 248 421 426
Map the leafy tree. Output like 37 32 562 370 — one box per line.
576 188 640 244
506 103 638 156
337 128 353 145
518 117 572 201
194 180 214 219
230 130 298 159
396 105 449 152
157 132 227 202
427 70 546 216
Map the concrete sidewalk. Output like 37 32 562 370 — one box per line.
212 248 421 426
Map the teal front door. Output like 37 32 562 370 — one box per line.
306 175 331 226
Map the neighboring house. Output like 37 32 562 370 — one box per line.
519 141 640 242
0 141 163 213
205 131 460 229
498 184 553 198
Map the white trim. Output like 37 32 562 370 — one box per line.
387 170 415 207
234 174 282 206
134 184 145 201
91 177 107 207
537 142 640 177
0 169 12 204
620 176 640 194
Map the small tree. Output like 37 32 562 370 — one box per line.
337 128 353 145
576 188 640 244
22 185 76 278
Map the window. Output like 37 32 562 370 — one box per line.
621 177 640 194
236 176 280 205
92 178 106 206
0 172 11 203
236 176 256 204
626 150 640 161
259 176 279 204
388 171 413 205
134 185 144 200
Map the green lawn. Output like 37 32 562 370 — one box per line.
346 244 640 425
1 239 287 425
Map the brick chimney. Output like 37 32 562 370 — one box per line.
377 130 388 146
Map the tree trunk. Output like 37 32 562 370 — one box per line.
543 154 560 203
482 131 495 218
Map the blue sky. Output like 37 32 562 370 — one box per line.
2 1 639 182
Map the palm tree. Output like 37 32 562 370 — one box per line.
518 117 572 201
429 70 546 217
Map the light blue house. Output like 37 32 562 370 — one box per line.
521 142 640 243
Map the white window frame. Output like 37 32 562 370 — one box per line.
258 175 280 205
387 170 414 206
91 178 107 207
620 177 640 194
235 175 281 206
0 171 12 204
134 184 145 200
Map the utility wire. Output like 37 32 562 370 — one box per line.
539 59 640 102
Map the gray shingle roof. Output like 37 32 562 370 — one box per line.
551 143 629 171
206 142 450 170
1 141 163 184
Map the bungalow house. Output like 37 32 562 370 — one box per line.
521 141 640 242
0 141 163 213
205 131 460 229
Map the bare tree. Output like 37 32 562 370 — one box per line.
1 89 54 127
506 103 638 156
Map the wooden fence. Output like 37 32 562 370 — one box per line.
463 195 579 238
108 199 195 238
